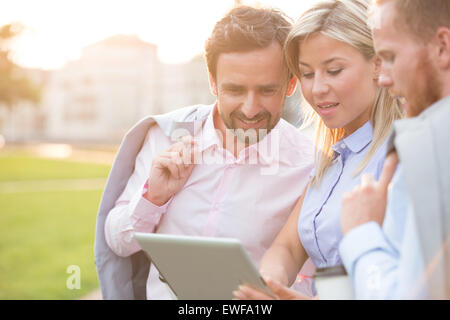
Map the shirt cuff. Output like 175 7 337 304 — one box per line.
339 221 390 276
130 179 173 230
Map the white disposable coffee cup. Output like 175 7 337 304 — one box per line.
314 265 354 300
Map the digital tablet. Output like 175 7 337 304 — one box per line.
134 232 275 300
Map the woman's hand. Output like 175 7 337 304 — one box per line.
232 278 313 300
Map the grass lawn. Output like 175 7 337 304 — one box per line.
0 151 111 299
0 154 111 181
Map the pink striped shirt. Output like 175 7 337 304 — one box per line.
105 105 314 299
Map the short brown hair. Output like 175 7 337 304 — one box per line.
374 0 450 42
205 5 292 80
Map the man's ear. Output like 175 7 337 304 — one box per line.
286 76 297 97
434 27 450 69
208 73 218 96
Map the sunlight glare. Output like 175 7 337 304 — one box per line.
1 0 321 70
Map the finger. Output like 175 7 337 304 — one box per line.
170 153 190 179
361 173 375 187
168 140 195 166
265 279 288 298
189 144 201 165
167 142 185 158
260 273 275 284
233 285 275 300
181 135 196 146
181 136 198 165
166 151 194 179
158 151 183 163
169 150 184 166
184 160 196 176
167 146 194 175
156 157 181 179
239 284 275 300
168 141 185 150
171 137 196 153
232 290 246 300
378 152 399 189
342 191 352 202
180 143 194 166
265 279 311 300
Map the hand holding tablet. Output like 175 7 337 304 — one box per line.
134 232 275 300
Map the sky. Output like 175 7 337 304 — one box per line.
0 0 321 70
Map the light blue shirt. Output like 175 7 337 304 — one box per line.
339 165 428 299
298 121 387 268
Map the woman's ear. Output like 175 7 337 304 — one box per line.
286 76 298 97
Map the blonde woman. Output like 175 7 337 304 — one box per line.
233 0 403 300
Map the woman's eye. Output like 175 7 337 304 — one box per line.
328 69 342 76
301 72 314 79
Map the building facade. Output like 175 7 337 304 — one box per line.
2 35 304 144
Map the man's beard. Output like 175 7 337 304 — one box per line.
406 53 442 117
220 108 280 145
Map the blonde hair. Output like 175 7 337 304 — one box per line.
285 0 403 186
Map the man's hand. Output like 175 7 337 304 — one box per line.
145 136 198 206
341 152 399 235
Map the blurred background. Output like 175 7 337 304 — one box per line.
0 0 320 299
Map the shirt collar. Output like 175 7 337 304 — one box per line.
418 94 450 120
196 103 222 153
332 121 373 154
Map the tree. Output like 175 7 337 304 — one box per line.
0 23 41 109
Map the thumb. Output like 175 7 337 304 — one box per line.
378 152 398 189
265 279 288 298
180 161 195 179
265 279 310 300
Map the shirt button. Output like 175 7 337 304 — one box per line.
341 143 346 149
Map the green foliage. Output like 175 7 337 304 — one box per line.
0 23 42 108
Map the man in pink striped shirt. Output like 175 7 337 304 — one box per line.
98 6 314 299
